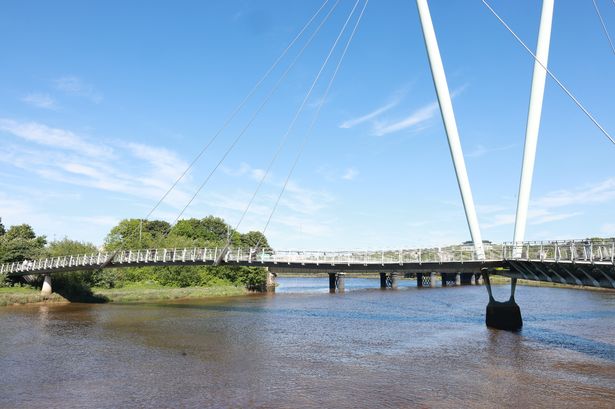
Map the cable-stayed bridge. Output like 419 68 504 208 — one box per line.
3 0 614 332
3 239 614 288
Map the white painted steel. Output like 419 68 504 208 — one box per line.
513 0 554 258
415 0 485 260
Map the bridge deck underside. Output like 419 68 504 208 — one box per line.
503 260 615 288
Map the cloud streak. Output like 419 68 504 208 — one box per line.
21 93 58 110
54 76 102 103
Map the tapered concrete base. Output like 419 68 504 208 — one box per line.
486 300 523 331
41 275 52 296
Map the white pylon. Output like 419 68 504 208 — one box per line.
513 0 555 258
416 0 485 260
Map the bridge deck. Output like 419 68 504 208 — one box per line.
1 240 614 288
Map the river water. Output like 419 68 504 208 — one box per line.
1 278 614 408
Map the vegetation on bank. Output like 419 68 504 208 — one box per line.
0 216 271 304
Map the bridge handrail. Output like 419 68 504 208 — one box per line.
1 244 498 275
502 239 615 263
2 239 613 276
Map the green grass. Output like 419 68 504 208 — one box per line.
91 283 247 303
0 281 248 306
0 287 67 307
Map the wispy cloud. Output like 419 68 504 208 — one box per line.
340 100 399 129
341 167 358 181
372 101 439 136
466 143 516 158
339 85 410 129
482 177 615 230
54 76 102 103
21 93 58 110
0 118 113 158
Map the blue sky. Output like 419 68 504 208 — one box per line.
1 0 614 250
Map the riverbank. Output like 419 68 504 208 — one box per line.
0 283 248 307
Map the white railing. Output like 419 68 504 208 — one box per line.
502 239 615 264
2 239 613 276
0 245 497 275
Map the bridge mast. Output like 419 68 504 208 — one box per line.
513 0 555 257
415 0 485 260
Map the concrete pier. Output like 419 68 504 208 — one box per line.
41 275 52 296
265 269 276 293
484 273 522 331
455 273 461 286
329 272 345 293
470 274 476 285
390 272 398 289
430 272 437 288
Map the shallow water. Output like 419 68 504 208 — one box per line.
1 278 614 408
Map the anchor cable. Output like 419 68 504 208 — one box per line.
232 0 365 235
259 0 369 242
170 0 342 226
481 0 615 145
592 0 615 55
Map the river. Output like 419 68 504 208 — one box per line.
1 278 614 408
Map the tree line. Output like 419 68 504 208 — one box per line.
0 216 271 292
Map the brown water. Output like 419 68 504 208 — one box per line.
1 279 614 408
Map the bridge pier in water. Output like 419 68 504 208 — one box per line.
484 272 523 331
41 275 52 296
380 272 398 289
329 272 345 293
265 269 276 293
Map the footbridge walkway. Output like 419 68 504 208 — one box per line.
2 239 614 289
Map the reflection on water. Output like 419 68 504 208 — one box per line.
0 278 614 408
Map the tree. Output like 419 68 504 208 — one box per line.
0 224 46 263
240 231 270 249
5 224 37 240
0 219 5 236
170 216 241 246
47 238 97 257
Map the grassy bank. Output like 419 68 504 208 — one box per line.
92 282 247 303
0 283 248 307
0 287 68 307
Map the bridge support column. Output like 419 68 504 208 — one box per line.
455 273 461 286
484 271 522 331
476 274 484 285
329 272 345 293
460 273 473 285
416 273 423 287
430 272 437 288
41 275 52 296
390 272 398 289
380 272 387 289
265 269 276 293
470 274 476 285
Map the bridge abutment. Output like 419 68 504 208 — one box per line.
41 275 52 296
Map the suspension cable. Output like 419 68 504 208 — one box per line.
592 0 615 55
107 0 333 255
232 0 364 234
259 0 369 242
170 0 342 226
481 0 615 145
141 0 331 224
